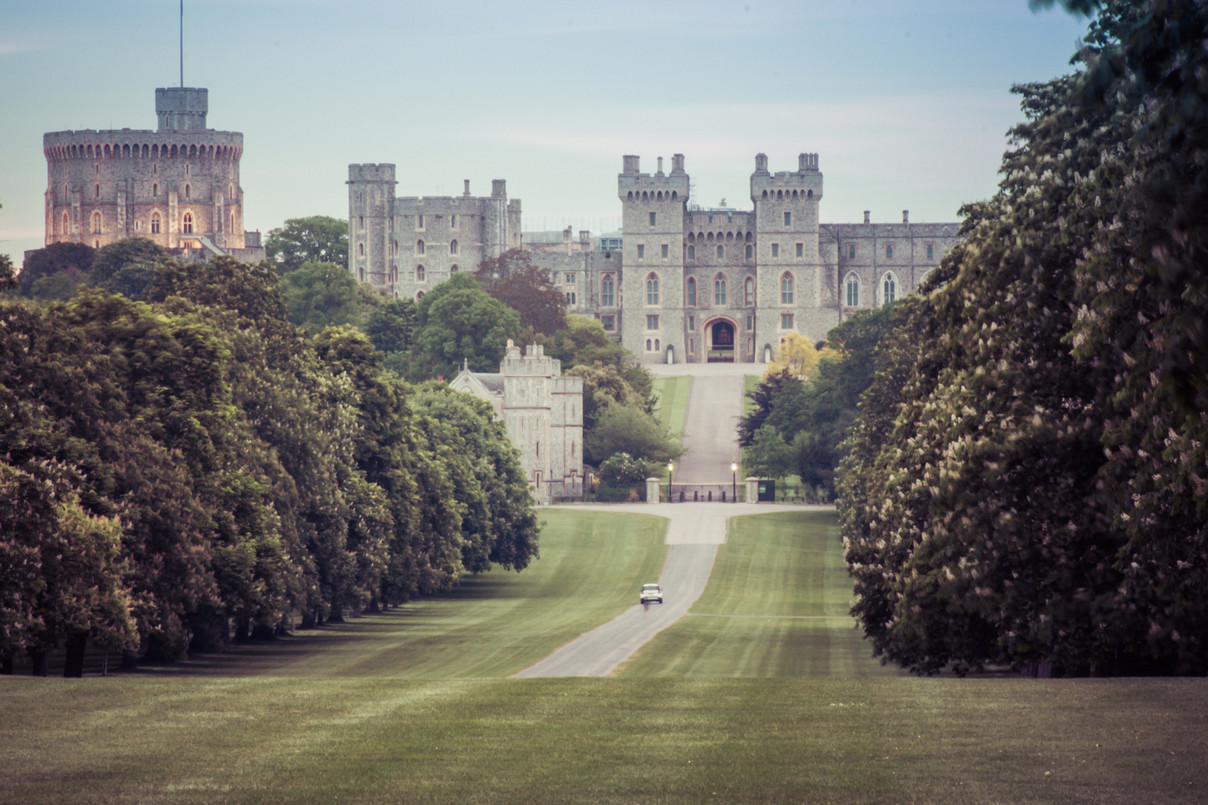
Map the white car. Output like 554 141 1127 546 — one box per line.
640 583 663 604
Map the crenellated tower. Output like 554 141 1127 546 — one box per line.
347 163 397 286
618 154 689 364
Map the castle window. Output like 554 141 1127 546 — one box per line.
95 184 100 198
229 183 234 198
182 212 193 234
359 216 364 229
151 212 161 234
771 243 779 258
601 274 615 307
661 244 669 259
746 315 754 331
417 239 425 255
646 315 659 331
185 184 190 199
796 242 804 258
637 244 645 259
417 265 426 281
393 241 399 256
565 273 575 285
780 272 794 305
417 214 424 229
688 315 695 331
95 163 99 174
885 244 893 259
882 272 897 306
91 211 102 234
745 277 754 306
784 211 791 226
61 212 69 234
686 276 696 307
711 243 721 260
566 291 576 305
451 264 459 273
646 339 652 351
645 273 659 305
780 313 794 329
926 243 935 261
687 245 695 261
358 243 364 256
450 214 457 229
845 274 860 307
450 239 459 255
602 315 615 331
714 275 727 306
152 182 158 197
649 211 656 226
745 244 753 260
848 244 856 259
416 291 424 300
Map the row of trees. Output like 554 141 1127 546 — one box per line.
0 248 539 675
838 0 1208 675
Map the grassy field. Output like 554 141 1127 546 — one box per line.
651 374 691 438
2 509 1206 804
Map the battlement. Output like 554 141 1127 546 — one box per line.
618 154 690 200
348 163 397 183
156 87 208 131
750 152 823 202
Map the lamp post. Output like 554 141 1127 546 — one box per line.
731 462 737 503
667 461 674 503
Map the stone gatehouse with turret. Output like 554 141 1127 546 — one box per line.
348 152 959 364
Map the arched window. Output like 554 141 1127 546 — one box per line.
686 276 696 307
417 265 426 281
182 212 193 234
91 211 102 234
926 243 935 261
716 244 724 260
885 243 893 259
152 182 158 197
229 211 235 233
601 274 615 307
151 212 161 234
450 239 458 255
94 184 100 198
185 184 191 199
393 241 399 256
881 273 897 306
744 277 754 306
358 243 364 256
450 264 459 273
714 274 726 306
848 244 856 259
745 244 753 260
780 272 794 305
845 274 860 307
416 239 425 255
687 244 695 260
646 273 659 305
61 212 70 234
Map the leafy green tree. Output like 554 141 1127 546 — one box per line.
364 297 417 355
548 315 654 407
90 237 169 298
584 403 681 468
475 248 568 336
281 260 370 334
412 273 520 380
743 424 794 487
0 254 15 293
265 215 349 275
17 241 94 297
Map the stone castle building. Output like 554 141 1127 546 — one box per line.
449 341 584 504
349 152 960 364
41 87 263 262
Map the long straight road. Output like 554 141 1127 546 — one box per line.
514 360 800 679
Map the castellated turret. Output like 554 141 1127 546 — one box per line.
42 87 253 257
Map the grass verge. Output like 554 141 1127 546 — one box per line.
650 374 691 439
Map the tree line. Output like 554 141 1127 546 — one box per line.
0 246 539 676
838 0 1207 675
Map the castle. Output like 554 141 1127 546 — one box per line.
348 153 960 364
449 341 584 504
41 87 264 262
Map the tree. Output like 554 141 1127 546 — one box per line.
18 241 94 298
264 216 349 275
0 254 15 293
743 424 794 489
280 260 371 333
764 331 838 379
90 237 169 298
584 403 681 468
475 249 568 336
364 297 417 355
412 273 520 380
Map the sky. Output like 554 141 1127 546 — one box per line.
0 0 1093 267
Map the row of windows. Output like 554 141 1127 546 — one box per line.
637 242 810 262
845 243 936 261
77 180 227 201
641 312 797 333
626 190 679 202
76 210 200 235
609 270 901 310
50 142 239 160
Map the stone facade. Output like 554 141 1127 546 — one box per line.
346 166 522 295
449 341 584 504
41 88 264 263
348 152 959 364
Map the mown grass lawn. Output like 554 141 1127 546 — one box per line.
651 374 691 439
2 509 1206 804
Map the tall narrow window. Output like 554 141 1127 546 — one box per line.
646 273 659 305
926 243 935 260
714 275 727 306
91 210 102 234
61 212 69 234
416 239 425 255
780 272 794 305
745 277 754 306
649 211 656 226
716 245 724 260
780 313 794 329
450 214 457 228
182 212 193 234
152 182 158 197
417 265 426 281
686 276 696 307
661 244 669 259
845 274 859 307
882 274 897 305
637 244 645 259
745 244 753 259
848 244 856 259
185 184 190 199
450 239 459 255
796 242 803 258
687 244 696 260
95 184 100 198
417 214 424 229
150 212 161 234
646 314 659 330
784 211 791 226
771 243 780 258
601 274 615 307
885 244 893 259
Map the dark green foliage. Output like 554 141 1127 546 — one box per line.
19 241 95 298
281 260 374 334
584 404 681 468
264 215 349 275
90 237 169 298
838 0 1208 676
475 248 568 336
412 273 521 380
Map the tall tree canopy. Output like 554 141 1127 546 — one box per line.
475 248 568 336
838 0 1208 676
264 216 349 275
412 273 520 380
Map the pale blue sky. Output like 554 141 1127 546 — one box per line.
0 0 1091 266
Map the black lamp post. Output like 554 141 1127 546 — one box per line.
667 461 674 503
731 462 737 502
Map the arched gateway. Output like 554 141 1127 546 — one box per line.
705 318 736 363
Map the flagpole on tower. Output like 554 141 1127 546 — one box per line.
180 0 184 87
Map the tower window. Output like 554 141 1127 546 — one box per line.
686 276 696 307
417 265 426 281
417 239 425 255
780 313 794 329
796 242 803 258
885 244 894 259
91 210 102 234
688 244 696 260
784 211 791 226
601 274 615 307
646 273 659 305
661 244 669 259
649 211 656 226
780 272 794 305
646 315 659 330
846 274 860 307
151 212 161 234
450 239 459 255
637 244 645 259
714 275 727 306
182 212 193 234
927 243 935 260
848 244 856 259
771 243 780 258
745 244 753 260
716 245 724 260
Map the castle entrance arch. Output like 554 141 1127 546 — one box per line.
705 317 737 363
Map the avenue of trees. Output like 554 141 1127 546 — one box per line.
0 246 539 676
838 0 1208 676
